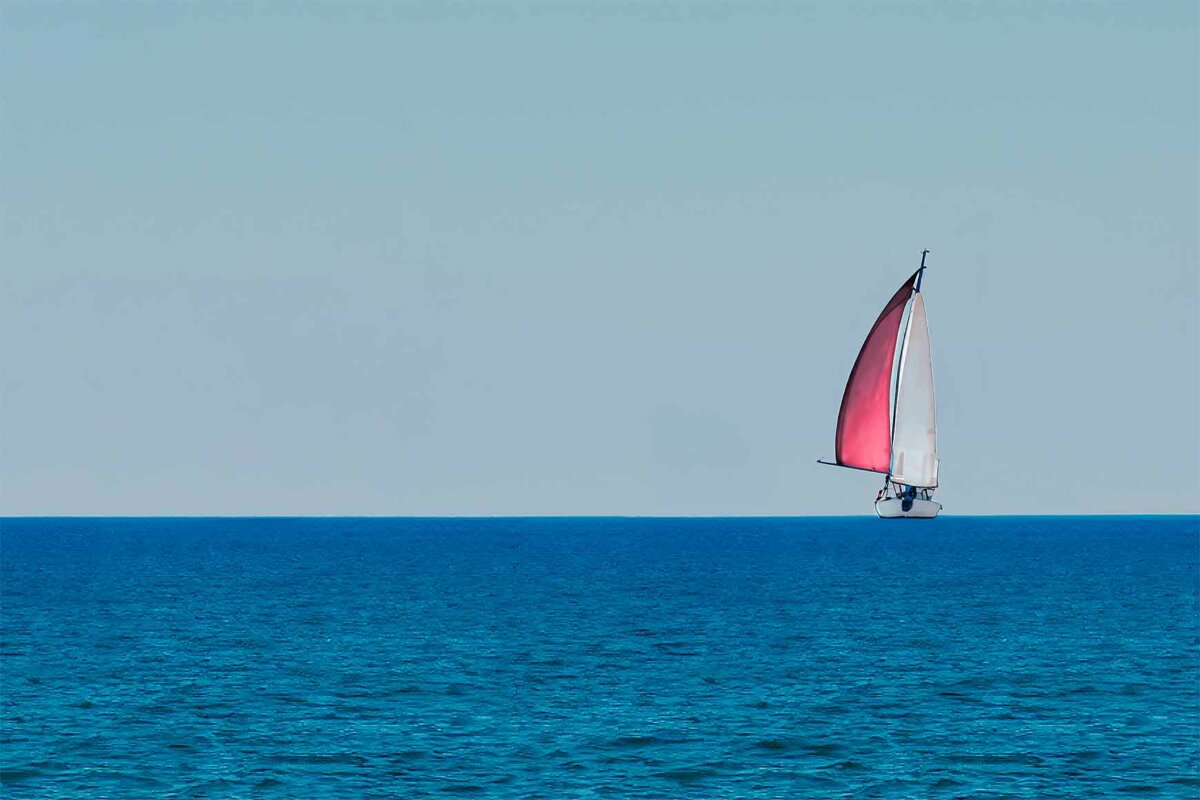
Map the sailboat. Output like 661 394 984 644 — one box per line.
819 250 941 518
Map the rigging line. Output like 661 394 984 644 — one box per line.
816 459 890 477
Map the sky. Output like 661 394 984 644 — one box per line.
2 1 1197 515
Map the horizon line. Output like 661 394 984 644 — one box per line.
3 513 1197 520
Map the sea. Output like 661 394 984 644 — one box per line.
1 516 1197 798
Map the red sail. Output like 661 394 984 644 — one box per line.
835 272 918 473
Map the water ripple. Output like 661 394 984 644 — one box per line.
1 516 1196 798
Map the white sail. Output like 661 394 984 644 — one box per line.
889 292 938 487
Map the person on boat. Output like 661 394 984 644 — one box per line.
876 488 885 503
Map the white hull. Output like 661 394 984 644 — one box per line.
875 497 941 519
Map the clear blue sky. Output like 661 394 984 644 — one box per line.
3 1 1197 514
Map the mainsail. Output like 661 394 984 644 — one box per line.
890 292 938 487
834 272 918 473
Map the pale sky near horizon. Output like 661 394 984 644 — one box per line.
3 1 1197 515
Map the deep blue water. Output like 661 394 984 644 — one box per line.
1 516 1197 798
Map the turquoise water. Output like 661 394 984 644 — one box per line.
2 516 1197 798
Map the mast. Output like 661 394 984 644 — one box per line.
889 249 938 488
